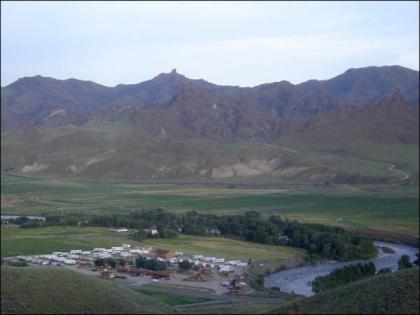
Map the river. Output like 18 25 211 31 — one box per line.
264 241 419 297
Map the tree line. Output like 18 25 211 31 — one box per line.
12 208 378 261
312 262 377 293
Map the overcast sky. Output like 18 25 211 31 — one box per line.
1 1 419 87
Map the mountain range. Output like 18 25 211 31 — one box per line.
1 65 419 183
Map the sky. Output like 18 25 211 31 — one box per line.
1 1 419 87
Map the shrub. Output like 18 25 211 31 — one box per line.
178 260 192 271
398 255 413 270
377 268 391 274
135 257 147 268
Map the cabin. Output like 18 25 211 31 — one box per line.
278 235 291 242
101 271 115 280
155 248 174 259
208 228 221 235
145 226 159 236
218 265 233 274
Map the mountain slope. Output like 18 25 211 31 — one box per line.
1 93 418 183
298 91 419 145
298 65 419 107
2 66 418 134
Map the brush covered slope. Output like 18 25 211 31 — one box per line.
0 266 173 314
272 267 420 315
1 99 418 184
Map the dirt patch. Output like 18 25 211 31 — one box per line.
211 159 280 178
85 149 116 166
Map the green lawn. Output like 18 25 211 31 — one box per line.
142 234 306 265
134 289 210 306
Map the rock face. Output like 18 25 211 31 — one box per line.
211 159 281 178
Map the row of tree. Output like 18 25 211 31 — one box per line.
37 208 379 261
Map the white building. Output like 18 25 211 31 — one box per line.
145 227 158 236
203 256 215 262
169 258 179 264
64 259 77 265
67 254 79 259
218 265 233 273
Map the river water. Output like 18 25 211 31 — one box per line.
264 241 419 297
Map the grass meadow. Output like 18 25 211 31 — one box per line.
2 173 418 237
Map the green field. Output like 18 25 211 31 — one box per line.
143 234 306 266
1 227 306 270
134 289 211 306
1 226 135 257
2 173 419 237
1 266 172 314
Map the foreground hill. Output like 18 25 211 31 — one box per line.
272 267 419 314
0 266 172 314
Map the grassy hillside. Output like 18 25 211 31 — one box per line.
2 119 418 184
1 266 172 314
273 267 420 314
